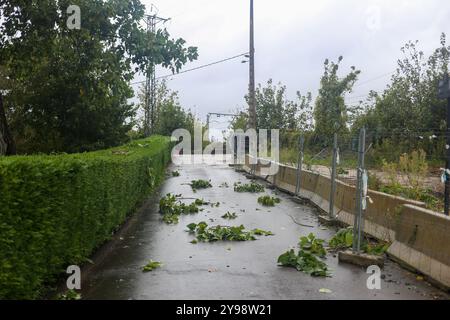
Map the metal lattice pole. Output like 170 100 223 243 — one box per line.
144 10 169 137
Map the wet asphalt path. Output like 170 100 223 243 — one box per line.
81 164 448 300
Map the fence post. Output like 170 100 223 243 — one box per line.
353 127 366 254
295 135 305 196
329 133 338 218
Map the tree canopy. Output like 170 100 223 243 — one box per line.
313 56 360 141
0 0 198 154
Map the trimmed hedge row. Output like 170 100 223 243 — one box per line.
0 136 172 299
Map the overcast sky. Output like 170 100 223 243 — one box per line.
134 0 450 136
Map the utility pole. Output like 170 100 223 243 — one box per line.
248 0 257 130
144 8 170 137
353 127 366 254
329 133 338 218
248 0 257 176
438 74 450 216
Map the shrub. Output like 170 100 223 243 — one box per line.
0 136 172 299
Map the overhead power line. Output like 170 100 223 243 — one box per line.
353 71 396 88
131 52 249 86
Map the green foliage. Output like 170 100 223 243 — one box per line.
222 212 238 220
234 182 265 193
380 184 441 211
351 34 450 159
365 242 390 256
0 136 172 299
159 193 207 224
172 171 180 177
314 56 360 140
162 214 179 225
186 222 273 242
278 233 330 277
374 150 442 211
329 227 389 256
56 289 81 301
142 260 162 272
241 79 313 132
257 196 281 207
137 80 197 136
278 249 330 277
299 233 327 258
0 1 198 154
252 229 275 236
329 227 354 251
190 180 213 192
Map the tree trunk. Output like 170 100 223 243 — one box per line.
0 93 16 155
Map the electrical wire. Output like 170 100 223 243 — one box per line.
130 52 249 86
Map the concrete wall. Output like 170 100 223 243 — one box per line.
243 156 450 290
388 205 450 289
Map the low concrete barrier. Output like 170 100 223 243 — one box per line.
242 156 450 290
388 205 450 290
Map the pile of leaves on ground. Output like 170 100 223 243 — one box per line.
159 193 208 224
234 182 265 193
257 195 281 206
187 222 273 242
278 233 331 277
328 227 389 256
190 179 213 192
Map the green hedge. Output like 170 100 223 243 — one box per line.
0 136 172 299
